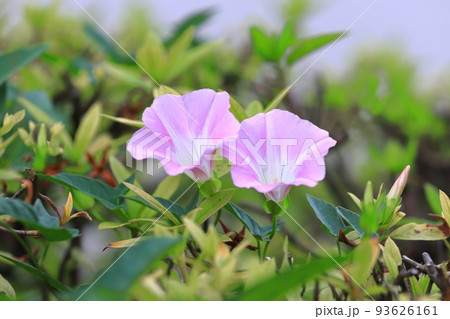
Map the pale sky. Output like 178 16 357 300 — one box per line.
5 0 450 80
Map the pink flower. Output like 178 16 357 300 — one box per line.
127 89 240 182
223 110 336 202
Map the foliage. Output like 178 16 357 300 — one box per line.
0 1 448 301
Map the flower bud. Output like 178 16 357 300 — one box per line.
387 165 410 199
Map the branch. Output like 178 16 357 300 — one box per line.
0 225 41 238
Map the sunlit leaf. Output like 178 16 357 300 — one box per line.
153 175 181 199
383 237 401 279
237 256 349 300
229 95 248 122
390 222 449 241
439 190 450 226
195 189 235 225
350 238 380 287
287 32 342 64
68 237 182 300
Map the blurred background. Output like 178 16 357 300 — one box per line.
1 0 449 293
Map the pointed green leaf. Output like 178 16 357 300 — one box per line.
37 173 133 211
225 202 283 241
307 195 345 238
336 206 365 237
287 32 343 64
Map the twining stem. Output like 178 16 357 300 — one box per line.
0 221 56 298
262 214 278 259
0 225 41 237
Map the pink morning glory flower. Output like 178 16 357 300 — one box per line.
223 109 336 202
127 89 240 182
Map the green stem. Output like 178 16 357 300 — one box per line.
262 214 278 259
257 240 261 261
337 240 342 258
39 242 50 266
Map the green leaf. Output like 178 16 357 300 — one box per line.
165 41 220 83
229 95 248 122
439 190 450 226
251 27 276 61
0 110 25 137
123 195 189 219
390 223 449 241
153 175 181 199
108 157 133 184
199 179 222 197
350 238 380 286
167 26 195 63
264 83 293 112
100 114 144 128
0 273 15 300
276 21 296 59
102 62 152 89
17 96 54 124
0 254 68 292
383 237 401 279
287 32 342 64
307 195 345 238
225 203 283 241
194 189 235 225
0 169 21 180
136 33 167 82
0 198 79 241
37 173 133 211
336 206 365 237
84 25 130 63
68 237 182 300
236 256 349 300
246 100 264 117
0 44 49 85
359 182 378 234
424 183 440 215
167 9 214 45
123 182 180 225
72 103 102 162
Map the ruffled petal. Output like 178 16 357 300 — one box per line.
127 89 240 182
225 109 336 202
